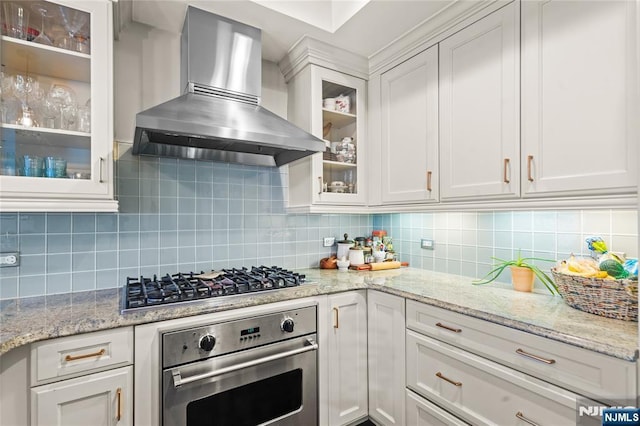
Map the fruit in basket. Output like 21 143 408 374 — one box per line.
557 255 609 278
599 259 629 279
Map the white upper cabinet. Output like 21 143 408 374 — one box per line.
287 65 367 210
380 45 439 205
0 0 117 212
439 2 520 201
281 38 369 212
521 0 638 197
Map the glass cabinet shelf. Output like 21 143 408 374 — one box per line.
3 124 90 147
1 35 90 82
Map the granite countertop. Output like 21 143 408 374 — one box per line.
0 268 637 361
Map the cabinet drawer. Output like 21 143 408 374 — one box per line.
406 300 636 403
406 388 468 426
31 327 133 386
406 330 601 426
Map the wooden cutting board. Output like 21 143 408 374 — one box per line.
350 261 406 271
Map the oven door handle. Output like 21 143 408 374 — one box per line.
172 338 318 388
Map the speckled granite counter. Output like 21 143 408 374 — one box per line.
1 268 637 361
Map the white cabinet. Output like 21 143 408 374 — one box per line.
380 45 439 204
406 300 637 404
521 0 638 197
327 291 368 425
286 64 367 210
439 1 519 201
367 290 405 426
0 0 117 212
31 366 132 426
406 389 468 426
30 328 134 426
406 330 595 426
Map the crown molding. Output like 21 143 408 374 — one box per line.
368 0 509 76
279 36 369 83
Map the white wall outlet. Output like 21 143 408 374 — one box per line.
323 237 336 247
0 252 19 267
421 239 435 250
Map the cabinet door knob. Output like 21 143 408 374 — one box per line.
527 155 534 182
426 171 432 192
503 158 510 184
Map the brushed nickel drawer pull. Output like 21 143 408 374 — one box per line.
65 348 106 362
503 158 510 183
516 348 555 364
527 155 534 182
333 307 339 329
435 322 462 333
99 157 105 183
435 372 462 387
426 171 432 192
516 411 539 426
116 387 122 421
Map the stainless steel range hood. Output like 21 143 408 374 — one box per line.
132 6 325 167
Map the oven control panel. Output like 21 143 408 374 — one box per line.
162 305 317 368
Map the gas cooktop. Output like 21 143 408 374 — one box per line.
122 266 306 312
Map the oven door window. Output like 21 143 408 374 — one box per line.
186 369 302 426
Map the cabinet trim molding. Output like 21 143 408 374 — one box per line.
279 36 369 83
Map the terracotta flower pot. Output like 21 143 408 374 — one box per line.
510 266 535 292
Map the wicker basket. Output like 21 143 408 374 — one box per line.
551 269 638 322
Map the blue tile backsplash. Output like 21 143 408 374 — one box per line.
0 142 636 299
0 144 372 299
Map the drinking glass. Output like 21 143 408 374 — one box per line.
56 6 88 53
42 84 75 129
76 105 90 133
30 3 57 46
45 157 66 178
23 155 44 177
3 2 30 40
60 104 77 130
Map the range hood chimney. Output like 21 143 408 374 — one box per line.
132 6 325 167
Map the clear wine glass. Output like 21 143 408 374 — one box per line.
42 84 76 129
55 6 88 53
30 3 57 46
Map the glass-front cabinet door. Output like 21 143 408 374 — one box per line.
287 64 367 211
312 66 366 206
0 0 116 212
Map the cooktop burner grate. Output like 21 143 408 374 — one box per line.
123 266 306 310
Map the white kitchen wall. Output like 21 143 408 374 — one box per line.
374 210 638 292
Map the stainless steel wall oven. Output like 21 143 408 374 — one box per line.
161 305 318 425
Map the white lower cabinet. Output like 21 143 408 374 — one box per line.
327 291 369 425
367 291 405 426
31 366 132 426
406 389 468 426
406 330 598 426
29 328 134 426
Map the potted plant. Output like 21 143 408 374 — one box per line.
473 251 558 295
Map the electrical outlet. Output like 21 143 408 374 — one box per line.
420 239 434 250
323 237 335 247
0 252 19 267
